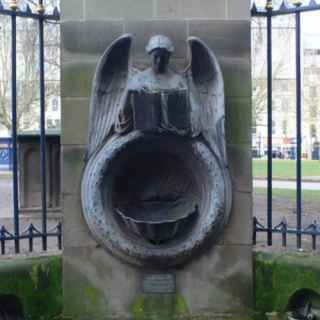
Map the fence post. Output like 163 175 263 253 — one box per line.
295 6 302 249
38 0 48 251
10 3 20 254
266 1 273 246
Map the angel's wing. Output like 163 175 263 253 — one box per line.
187 37 232 223
186 37 227 165
86 34 133 160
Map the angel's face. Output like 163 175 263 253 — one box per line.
150 48 171 74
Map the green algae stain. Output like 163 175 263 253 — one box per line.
131 293 189 320
62 261 109 320
255 251 320 317
84 286 99 306
29 263 50 291
175 294 189 314
0 256 62 320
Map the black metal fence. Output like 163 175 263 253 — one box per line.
0 0 61 255
252 0 320 250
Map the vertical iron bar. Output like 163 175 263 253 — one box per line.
312 234 316 250
282 226 287 247
1 241 4 255
57 222 62 250
295 10 302 249
39 8 47 251
11 12 20 254
0 227 5 255
28 225 34 252
29 234 33 252
267 12 273 246
253 217 257 245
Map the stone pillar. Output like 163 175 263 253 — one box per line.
61 1 252 319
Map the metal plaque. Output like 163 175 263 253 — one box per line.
142 273 176 294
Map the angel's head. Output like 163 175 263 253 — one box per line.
146 35 174 74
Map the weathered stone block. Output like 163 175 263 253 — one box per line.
227 0 251 20
223 191 252 245
155 0 226 19
226 97 252 144
61 61 96 98
61 0 84 20
63 194 97 248
61 20 124 55
188 20 250 59
227 143 252 192
220 57 251 98
63 246 140 319
62 145 86 196
124 20 187 59
61 98 89 145
84 0 154 19
176 245 253 314
63 245 252 319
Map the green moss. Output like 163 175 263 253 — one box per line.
131 293 189 320
84 286 99 306
175 294 189 314
254 251 320 317
62 260 108 319
0 255 62 320
1 251 319 319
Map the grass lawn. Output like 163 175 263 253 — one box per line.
254 187 320 202
253 159 320 179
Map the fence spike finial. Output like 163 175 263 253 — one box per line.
280 0 288 9
37 2 45 14
293 0 302 6
53 6 60 17
0 225 5 234
309 0 317 6
251 1 258 13
25 3 32 14
265 0 274 11
9 0 18 11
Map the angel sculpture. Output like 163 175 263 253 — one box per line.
86 34 228 167
82 34 232 263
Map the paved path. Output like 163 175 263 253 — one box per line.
254 179 320 190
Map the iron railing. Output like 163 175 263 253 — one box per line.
0 0 61 255
252 0 320 250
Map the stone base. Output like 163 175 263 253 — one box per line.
63 245 252 319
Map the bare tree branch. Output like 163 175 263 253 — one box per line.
0 1 60 133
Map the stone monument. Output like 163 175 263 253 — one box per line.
62 1 252 319
81 34 232 268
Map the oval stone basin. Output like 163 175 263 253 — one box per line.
115 197 198 244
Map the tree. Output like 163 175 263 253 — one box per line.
0 0 60 133
251 15 296 127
